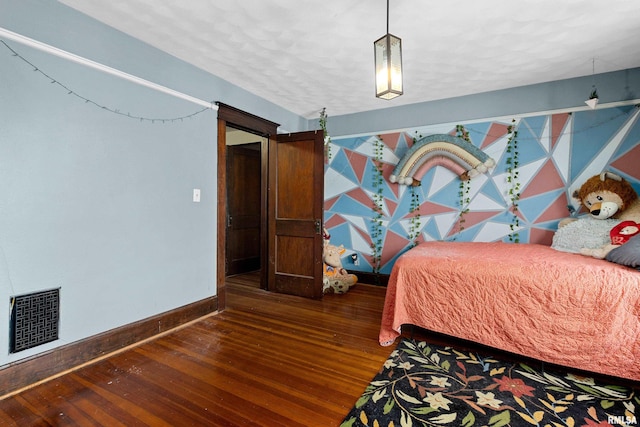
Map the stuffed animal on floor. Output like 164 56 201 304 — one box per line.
555 172 640 259
322 230 357 294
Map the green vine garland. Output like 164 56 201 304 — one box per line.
408 186 421 247
455 125 472 237
319 107 331 161
407 132 423 247
370 136 385 273
505 119 521 242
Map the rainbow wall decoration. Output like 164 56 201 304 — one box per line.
389 134 496 185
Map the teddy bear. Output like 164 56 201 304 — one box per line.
556 171 640 259
322 229 357 294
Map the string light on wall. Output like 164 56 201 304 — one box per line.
585 58 599 109
0 38 213 123
374 0 403 99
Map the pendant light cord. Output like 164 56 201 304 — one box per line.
386 0 390 34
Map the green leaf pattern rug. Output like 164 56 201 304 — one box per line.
341 339 638 427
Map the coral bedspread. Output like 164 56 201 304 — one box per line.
379 241 640 381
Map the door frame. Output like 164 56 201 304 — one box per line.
216 103 279 310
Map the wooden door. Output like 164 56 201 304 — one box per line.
267 131 324 299
226 144 261 276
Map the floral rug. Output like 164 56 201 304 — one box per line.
341 338 638 427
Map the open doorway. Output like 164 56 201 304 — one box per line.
225 128 265 286
217 103 278 307
216 103 325 309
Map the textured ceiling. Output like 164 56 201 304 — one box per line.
59 0 640 119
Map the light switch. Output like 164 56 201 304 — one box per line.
193 188 201 202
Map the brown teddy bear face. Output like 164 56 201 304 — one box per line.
574 174 638 219
581 190 623 219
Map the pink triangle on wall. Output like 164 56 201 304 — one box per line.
611 145 640 180
529 228 556 246
520 160 565 198
535 193 571 223
418 201 457 216
463 211 503 228
344 149 370 184
324 195 340 211
480 123 510 149
385 199 398 218
551 113 570 149
324 214 346 229
380 229 410 268
383 163 401 198
378 132 402 152
345 187 374 207
447 211 501 237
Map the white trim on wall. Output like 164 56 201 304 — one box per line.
0 26 217 111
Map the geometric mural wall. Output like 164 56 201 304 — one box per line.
324 105 640 274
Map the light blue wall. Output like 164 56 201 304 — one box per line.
2 0 639 366
0 0 307 366
323 68 640 137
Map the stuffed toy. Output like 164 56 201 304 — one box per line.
554 172 640 258
583 220 640 259
322 229 357 294
610 220 640 245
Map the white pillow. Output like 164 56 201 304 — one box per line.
551 216 621 253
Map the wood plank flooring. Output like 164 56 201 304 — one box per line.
0 274 393 426
2 273 636 426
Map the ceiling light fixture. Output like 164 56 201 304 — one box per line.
585 58 599 109
374 0 403 99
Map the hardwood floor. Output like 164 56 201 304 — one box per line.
2 273 635 426
0 274 392 426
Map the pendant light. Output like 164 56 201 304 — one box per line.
374 0 403 99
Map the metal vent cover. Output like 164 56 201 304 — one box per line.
10 288 60 353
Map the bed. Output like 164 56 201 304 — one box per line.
379 241 640 381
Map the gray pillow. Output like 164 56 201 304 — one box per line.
606 233 640 269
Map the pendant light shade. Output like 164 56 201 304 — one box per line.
374 0 402 99
374 33 403 99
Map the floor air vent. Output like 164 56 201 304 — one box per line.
10 288 60 353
